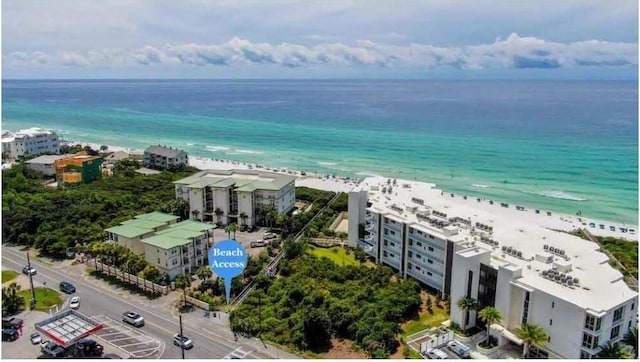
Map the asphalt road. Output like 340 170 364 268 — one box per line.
2 247 279 359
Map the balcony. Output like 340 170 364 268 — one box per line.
365 233 376 242
365 222 376 232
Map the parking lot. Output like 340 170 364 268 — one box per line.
91 315 165 359
223 346 261 359
212 227 275 257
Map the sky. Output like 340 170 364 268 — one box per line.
2 0 638 79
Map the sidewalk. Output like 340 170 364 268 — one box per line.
171 303 301 359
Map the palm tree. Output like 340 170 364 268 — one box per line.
226 223 239 240
195 266 212 283
596 341 631 359
191 209 200 221
174 274 192 306
623 326 638 358
515 323 548 359
478 306 502 347
457 297 478 332
214 208 224 225
239 212 248 226
1 282 25 315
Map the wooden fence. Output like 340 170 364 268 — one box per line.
184 295 211 311
91 259 169 295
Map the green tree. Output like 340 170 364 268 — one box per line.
175 274 192 306
354 247 367 262
425 297 433 313
515 323 548 359
1 282 25 316
214 208 224 225
623 326 638 358
225 223 239 240
196 266 213 283
596 341 631 359
478 306 502 347
456 297 478 332
283 237 306 260
302 307 332 351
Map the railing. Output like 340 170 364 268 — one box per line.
91 259 168 295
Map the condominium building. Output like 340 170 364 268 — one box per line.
174 169 296 225
348 177 638 359
1 128 60 160
144 145 188 170
105 212 214 280
54 154 103 186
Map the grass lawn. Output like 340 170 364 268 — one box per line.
309 246 359 266
2 270 19 283
17 287 63 312
401 306 449 338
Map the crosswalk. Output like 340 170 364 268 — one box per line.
223 347 252 359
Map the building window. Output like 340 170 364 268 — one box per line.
427 259 433 264
613 306 624 323
408 251 413 258
384 240 388 246
580 350 592 359
157 258 160 264
550 319 552 326
552 301 555 309
390 253 395 258
391 242 395 247
417 242 422 247
428 246 434 252
522 291 530 324
584 315 601 331
429 234 434 239
383 251 388 257
582 333 599 349
409 239 413 246
408 263 412 270
632 302 635 311
611 325 620 339
427 272 432 276
416 266 421 271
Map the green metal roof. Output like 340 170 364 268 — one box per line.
141 234 190 249
134 212 180 223
105 224 153 238
121 219 168 230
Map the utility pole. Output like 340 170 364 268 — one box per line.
179 314 185 359
26 252 36 310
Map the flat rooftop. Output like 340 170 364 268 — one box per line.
174 169 295 191
358 176 637 312
34 309 103 348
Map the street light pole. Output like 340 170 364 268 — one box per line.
26 252 36 309
179 314 185 359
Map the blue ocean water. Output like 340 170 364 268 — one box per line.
2 79 637 223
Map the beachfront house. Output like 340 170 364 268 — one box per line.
54 154 103 186
143 145 188 170
105 212 213 280
25 154 73 176
1 128 60 160
348 177 638 359
174 169 296 226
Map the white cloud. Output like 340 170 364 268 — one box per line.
4 34 637 71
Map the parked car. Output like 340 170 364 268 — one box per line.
2 328 19 342
75 339 104 357
59 281 76 294
447 340 471 358
250 240 268 248
248 225 258 232
69 296 80 309
263 232 277 240
122 311 145 327
30 332 42 344
2 316 24 329
239 224 248 232
22 266 37 276
42 341 66 358
172 334 193 349
425 348 448 359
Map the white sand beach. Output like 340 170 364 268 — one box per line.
68 140 637 241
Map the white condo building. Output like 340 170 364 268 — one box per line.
348 176 638 359
174 169 296 226
1 128 60 160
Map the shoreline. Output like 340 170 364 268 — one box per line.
66 140 638 241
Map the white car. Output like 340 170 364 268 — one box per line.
30 332 42 345
173 334 193 349
122 311 145 327
69 296 80 309
425 348 448 359
447 340 471 358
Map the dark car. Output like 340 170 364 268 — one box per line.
2 316 24 329
59 281 76 294
42 342 66 358
239 224 248 232
248 225 258 232
2 328 19 342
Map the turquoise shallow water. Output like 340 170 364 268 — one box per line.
2 79 637 223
